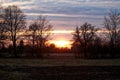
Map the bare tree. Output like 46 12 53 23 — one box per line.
29 21 38 56
73 22 98 58
104 9 120 55
29 15 52 57
1 5 26 57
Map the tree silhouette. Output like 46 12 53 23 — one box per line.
73 22 98 58
29 21 38 56
1 5 26 57
29 15 52 57
104 9 120 56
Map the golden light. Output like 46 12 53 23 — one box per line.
51 30 74 34
49 40 72 48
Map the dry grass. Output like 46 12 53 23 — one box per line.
0 58 120 80
0 58 120 67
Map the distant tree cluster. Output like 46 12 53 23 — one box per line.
72 9 120 59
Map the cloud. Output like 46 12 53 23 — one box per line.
1 0 33 7
25 12 103 19
1 0 120 29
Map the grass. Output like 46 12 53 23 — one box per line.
0 58 120 67
0 69 29 80
0 58 120 80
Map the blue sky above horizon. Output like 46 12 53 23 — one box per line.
1 0 120 41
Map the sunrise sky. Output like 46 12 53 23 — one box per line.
0 0 120 47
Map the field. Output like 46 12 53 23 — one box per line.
0 58 120 80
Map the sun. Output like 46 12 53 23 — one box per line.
55 40 71 48
49 40 72 48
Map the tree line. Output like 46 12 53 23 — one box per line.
72 9 120 59
0 5 120 59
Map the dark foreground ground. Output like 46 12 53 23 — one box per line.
0 66 120 80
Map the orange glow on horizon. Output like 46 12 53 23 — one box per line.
51 30 74 34
49 40 72 49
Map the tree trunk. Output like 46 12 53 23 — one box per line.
84 41 87 58
32 35 35 57
13 39 17 57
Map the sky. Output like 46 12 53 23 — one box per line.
0 0 120 41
